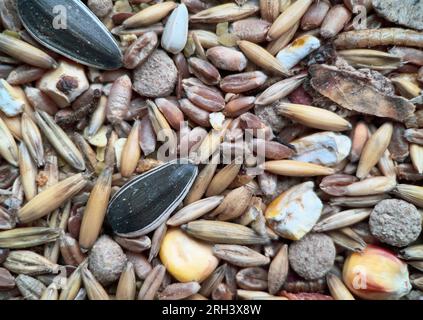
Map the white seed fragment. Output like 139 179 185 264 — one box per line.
291 132 352 166
161 4 189 54
0 79 24 116
265 182 323 241
276 35 320 70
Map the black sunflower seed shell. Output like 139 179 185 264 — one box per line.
17 0 122 70
107 160 198 237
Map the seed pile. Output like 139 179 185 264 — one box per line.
0 0 422 301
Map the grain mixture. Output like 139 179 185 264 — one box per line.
0 0 422 301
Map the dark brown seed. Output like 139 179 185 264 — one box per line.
0 249 9 264
212 283 234 300
179 99 210 127
182 0 219 13
389 123 410 162
123 32 158 69
56 85 102 126
158 282 201 300
283 274 327 293
0 165 19 189
155 98 185 130
301 1 331 31
230 18 271 43
0 267 14 290
68 207 83 239
24 87 59 116
114 235 151 253
98 69 130 83
220 71 268 94
173 53 190 99
188 57 221 85
199 264 226 297
139 114 157 156
236 267 268 291
126 252 152 280
253 139 295 160
206 46 247 72
239 112 274 141
183 83 225 112
397 164 423 181
60 234 86 266
137 264 166 300
6 65 45 85
0 0 21 31
106 75 132 125
224 96 256 117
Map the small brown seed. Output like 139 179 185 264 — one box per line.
236 267 268 291
123 32 158 69
230 18 271 43
220 71 268 94
301 1 331 31
179 98 210 127
60 234 86 266
155 98 184 130
213 245 270 267
158 282 201 300
183 83 225 112
139 115 157 156
268 244 289 295
224 96 256 117
106 75 132 125
137 264 166 300
320 5 351 39
206 46 247 72
188 57 221 85
0 267 15 290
